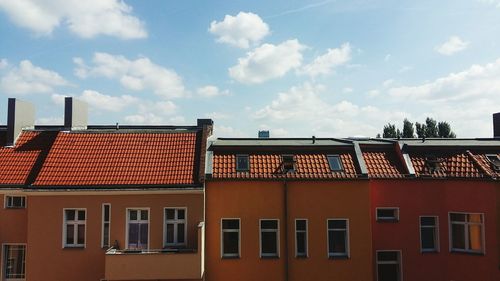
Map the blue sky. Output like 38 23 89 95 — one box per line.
0 0 499 138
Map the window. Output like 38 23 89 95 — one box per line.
127 209 149 250
327 155 343 171
486 154 500 171
164 208 187 247
102 204 111 248
327 219 349 258
5 196 25 209
3 244 26 280
260 219 279 258
449 212 484 254
376 251 401 281
63 209 86 248
282 155 294 172
295 219 308 257
420 216 438 252
221 219 240 258
376 208 399 222
236 155 250 171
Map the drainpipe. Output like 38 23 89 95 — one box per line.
283 179 289 281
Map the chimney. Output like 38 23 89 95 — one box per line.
6 98 35 146
258 130 270 138
64 97 88 130
494 112 500 138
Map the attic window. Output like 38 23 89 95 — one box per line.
236 155 250 171
486 154 500 171
327 155 343 172
282 155 295 173
425 155 444 173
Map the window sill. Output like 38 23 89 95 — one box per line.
450 250 484 256
329 254 349 260
376 219 399 223
260 255 279 259
221 255 240 259
63 246 85 249
421 249 439 254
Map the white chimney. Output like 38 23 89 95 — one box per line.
6 98 35 146
64 97 88 131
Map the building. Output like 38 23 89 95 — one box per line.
0 98 213 281
205 138 374 281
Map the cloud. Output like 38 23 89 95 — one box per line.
478 0 500 8
343 87 353 93
36 116 64 125
124 100 178 125
0 0 147 39
0 58 8 69
299 43 351 77
79 90 138 112
229 39 305 84
205 112 230 120
211 125 246 138
382 79 394 87
435 36 469 56
0 60 69 95
74 53 187 98
209 12 270 49
196 85 230 98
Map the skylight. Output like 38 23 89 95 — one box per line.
327 155 343 172
236 155 249 171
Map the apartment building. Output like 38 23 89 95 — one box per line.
0 98 212 281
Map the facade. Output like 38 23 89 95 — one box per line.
0 98 213 281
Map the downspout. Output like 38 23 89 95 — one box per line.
283 178 289 281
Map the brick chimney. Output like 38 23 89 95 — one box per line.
6 98 35 146
494 112 500 138
64 97 88 131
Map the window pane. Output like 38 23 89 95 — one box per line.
77 224 85 245
468 214 483 223
222 219 239 229
66 225 74 245
421 227 435 250
177 209 185 220
103 223 110 247
128 224 139 248
223 232 239 255
140 210 148 221
296 220 306 231
378 264 400 281
166 209 175 220
451 224 466 249
469 224 483 251
450 213 466 222
166 224 174 244
296 232 306 255
261 232 278 255
177 223 185 243
140 223 148 247
377 209 397 219
129 210 137 220
236 156 249 171
12 196 23 207
328 156 342 171
4 245 26 279
377 251 399 261
261 220 278 229
420 217 436 226
78 210 85 221
329 230 347 254
104 205 110 221
66 210 75 221
328 220 346 229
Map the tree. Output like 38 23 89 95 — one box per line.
402 119 415 138
425 118 439 138
383 123 397 138
415 122 426 138
438 121 456 138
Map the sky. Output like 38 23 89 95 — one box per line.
0 0 499 138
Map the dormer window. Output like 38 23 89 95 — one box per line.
282 155 295 173
486 154 500 171
327 155 343 172
425 155 444 173
236 155 249 171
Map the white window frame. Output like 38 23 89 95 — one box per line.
1 243 27 281
376 250 403 281
4 195 26 209
101 203 111 248
220 218 241 258
259 219 280 258
62 208 86 248
236 154 250 171
294 218 308 258
163 207 188 247
448 212 485 254
327 218 350 258
419 215 439 253
125 208 150 250
376 207 400 222
327 155 344 171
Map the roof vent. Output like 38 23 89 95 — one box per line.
312 135 316 144
486 154 500 171
425 155 444 173
64 97 88 131
258 130 270 139
6 98 35 146
281 154 295 173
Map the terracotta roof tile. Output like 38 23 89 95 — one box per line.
363 150 405 178
409 151 489 178
212 153 359 179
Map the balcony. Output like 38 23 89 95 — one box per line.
104 222 205 280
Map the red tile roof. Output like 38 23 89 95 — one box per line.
33 131 198 186
362 150 406 178
470 152 500 179
409 151 490 178
0 131 55 185
212 153 359 179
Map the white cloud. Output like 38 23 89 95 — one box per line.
36 116 64 125
478 0 500 8
382 79 394 87
197 85 230 98
299 43 351 77
74 53 187 98
212 125 246 138
79 90 137 112
0 0 147 39
205 112 230 120
51 93 66 105
0 60 69 95
343 87 353 93
124 100 178 125
367 89 380 97
229 39 305 84
435 36 469 56
0 58 8 69
209 12 270 49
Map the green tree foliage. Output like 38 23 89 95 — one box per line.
438 121 457 138
383 123 397 138
425 117 439 137
402 118 415 138
381 118 456 138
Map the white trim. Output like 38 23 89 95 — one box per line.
375 250 403 281
101 203 111 248
448 211 485 254
163 207 188 247
125 208 150 250
1 243 27 281
62 208 87 248
326 218 350 258
376 207 400 222
220 218 241 258
419 215 439 253
259 219 280 258
294 218 308 258
3 195 26 209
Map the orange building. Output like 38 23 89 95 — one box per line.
205 138 374 281
0 98 212 281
